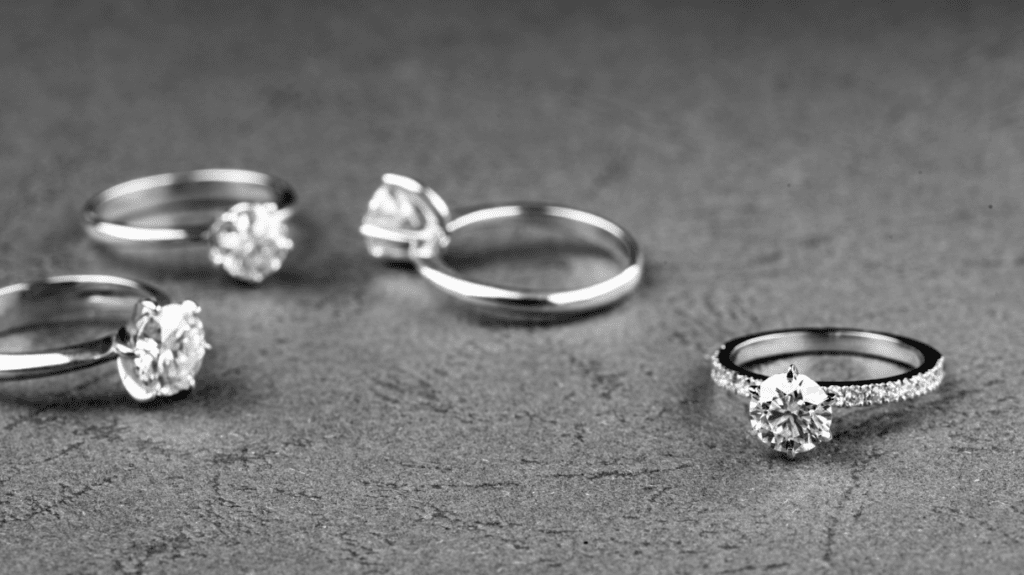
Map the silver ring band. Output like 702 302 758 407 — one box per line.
0 275 169 380
418 204 643 316
361 174 643 319
82 169 296 283
711 328 945 408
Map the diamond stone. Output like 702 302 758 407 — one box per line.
127 300 208 398
360 174 450 262
208 202 293 283
749 365 834 456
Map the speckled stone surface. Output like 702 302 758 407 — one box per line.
2 2 1024 573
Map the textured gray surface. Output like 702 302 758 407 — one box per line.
2 1 1024 573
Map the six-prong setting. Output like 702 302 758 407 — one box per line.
748 365 835 457
207 201 294 284
115 299 210 402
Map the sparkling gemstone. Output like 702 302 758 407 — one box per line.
131 301 208 397
749 365 833 456
360 175 449 261
208 202 293 283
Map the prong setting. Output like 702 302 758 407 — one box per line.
748 364 834 456
115 298 209 402
360 173 452 262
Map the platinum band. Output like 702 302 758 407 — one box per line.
419 204 643 316
0 275 168 380
82 168 295 245
710 328 945 408
361 174 643 319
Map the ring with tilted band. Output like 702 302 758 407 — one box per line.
360 173 643 320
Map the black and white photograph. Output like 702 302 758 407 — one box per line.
0 1 1020 573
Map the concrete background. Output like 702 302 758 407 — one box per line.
1 1 1023 573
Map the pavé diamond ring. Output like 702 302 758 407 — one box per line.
710 328 944 456
0 275 210 402
83 169 296 284
360 173 644 320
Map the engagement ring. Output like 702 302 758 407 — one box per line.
0 275 209 402
83 169 295 284
360 173 644 320
710 328 944 456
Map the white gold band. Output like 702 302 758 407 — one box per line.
361 173 643 320
710 328 945 408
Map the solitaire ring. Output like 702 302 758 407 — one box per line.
0 275 210 402
359 173 644 319
710 328 945 456
83 169 296 284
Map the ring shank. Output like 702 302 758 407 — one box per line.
731 329 927 372
711 328 945 408
414 204 643 319
0 275 169 380
83 169 295 245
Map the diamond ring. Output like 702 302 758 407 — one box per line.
360 173 644 320
0 275 210 402
710 328 944 456
83 169 296 284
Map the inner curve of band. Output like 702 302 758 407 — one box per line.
419 204 642 310
449 205 637 265
0 276 168 377
730 330 927 372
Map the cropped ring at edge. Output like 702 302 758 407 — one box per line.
0 274 210 402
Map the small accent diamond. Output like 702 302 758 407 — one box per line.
749 365 834 456
711 350 945 409
208 202 293 283
125 300 209 398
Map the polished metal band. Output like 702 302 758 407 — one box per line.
0 275 169 380
82 168 295 246
710 328 945 407
361 173 644 319
417 204 643 317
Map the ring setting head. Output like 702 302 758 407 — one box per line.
115 299 210 402
207 201 294 284
360 173 452 262
748 365 834 457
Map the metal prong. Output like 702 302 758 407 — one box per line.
746 382 760 400
133 299 160 321
786 364 799 382
113 342 135 357
113 325 135 357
